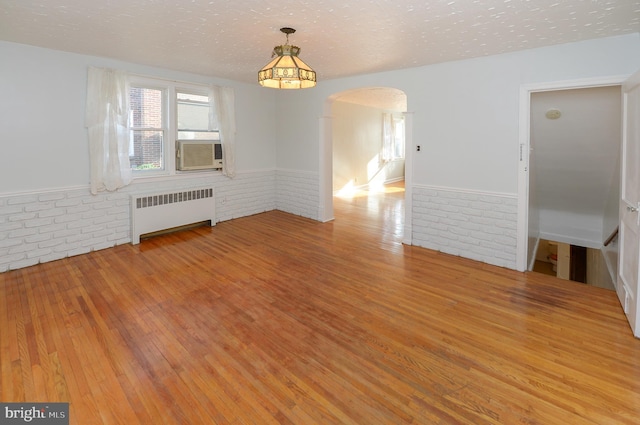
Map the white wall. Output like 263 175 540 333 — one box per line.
530 85 622 251
539 210 604 248
602 149 621 281
277 33 640 268
2 34 640 272
307 34 639 190
0 41 279 272
275 89 325 172
332 101 404 192
603 150 621 241
0 41 277 194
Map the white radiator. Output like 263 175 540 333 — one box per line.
130 187 215 244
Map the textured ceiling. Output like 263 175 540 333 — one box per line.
1 0 639 84
336 87 407 111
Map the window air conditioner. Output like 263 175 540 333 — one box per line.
177 141 223 171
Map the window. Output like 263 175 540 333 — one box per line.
392 115 405 159
177 92 219 142
383 113 405 161
129 86 166 172
127 77 222 176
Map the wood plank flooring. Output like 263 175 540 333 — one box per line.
2 183 640 424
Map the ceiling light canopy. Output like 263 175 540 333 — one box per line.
258 27 316 89
545 108 562 119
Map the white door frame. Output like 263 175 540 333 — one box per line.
516 75 629 272
618 69 640 337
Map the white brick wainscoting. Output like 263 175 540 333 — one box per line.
0 188 130 272
412 185 518 269
215 170 276 222
0 170 277 272
276 169 320 221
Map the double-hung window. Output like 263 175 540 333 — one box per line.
175 91 222 170
127 77 222 177
177 92 219 142
129 86 166 172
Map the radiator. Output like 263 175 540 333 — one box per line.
130 187 215 244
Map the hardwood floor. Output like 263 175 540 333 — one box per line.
2 183 640 424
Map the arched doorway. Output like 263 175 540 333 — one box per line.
319 87 413 243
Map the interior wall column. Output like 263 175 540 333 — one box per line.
319 114 334 222
403 111 414 245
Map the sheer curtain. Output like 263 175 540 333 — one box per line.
382 113 395 162
209 85 236 178
85 67 132 195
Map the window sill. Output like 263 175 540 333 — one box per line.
132 169 223 184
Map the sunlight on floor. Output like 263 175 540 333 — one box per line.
336 182 405 199
333 181 406 254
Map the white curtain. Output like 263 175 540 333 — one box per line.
209 85 236 178
382 113 395 162
85 67 131 195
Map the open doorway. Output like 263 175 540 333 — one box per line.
523 83 622 290
533 238 615 290
322 87 408 237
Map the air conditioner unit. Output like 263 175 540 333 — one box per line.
177 141 223 171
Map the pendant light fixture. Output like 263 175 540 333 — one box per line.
258 27 316 89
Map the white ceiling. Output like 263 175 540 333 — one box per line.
1 0 639 84
336 87 407 111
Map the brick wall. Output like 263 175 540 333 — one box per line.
0 189 130 272
412 185 518 269
0 170 277 273
276 169 320 220
1 174 519 273
215 170 276 222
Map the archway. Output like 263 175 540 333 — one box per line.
319 87 413 243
